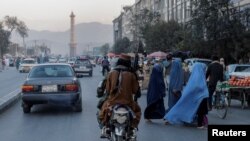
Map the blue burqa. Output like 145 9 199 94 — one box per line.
164 63 209 124
144 64 166 119
166 59 184 112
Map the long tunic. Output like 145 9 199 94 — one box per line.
144 64 166 119
99 67 141 128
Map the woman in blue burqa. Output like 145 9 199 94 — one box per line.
164 63 209 128
144 61 166 121
166 59 184 113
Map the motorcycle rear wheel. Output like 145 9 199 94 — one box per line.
110 134 123 141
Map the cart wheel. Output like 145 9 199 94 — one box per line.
241 93 248 109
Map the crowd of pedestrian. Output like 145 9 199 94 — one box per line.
138 53 226 129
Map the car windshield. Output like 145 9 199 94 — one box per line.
235 66 250 72
228 65 236 73
29 65 74 78
75 59 90 65
22 60 35 64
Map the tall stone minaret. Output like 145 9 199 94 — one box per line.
69 11 77 57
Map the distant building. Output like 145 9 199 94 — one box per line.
69 12 77 57
113 0 250 44
113 13 123 43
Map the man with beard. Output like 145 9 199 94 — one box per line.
98 53 141 138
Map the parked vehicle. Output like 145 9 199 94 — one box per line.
48 57 57 63
227 64 250 78
58 57 67 63
19 58 37 73
21 63 83 113
67 57 76 67
73 57 93 76
184 58 212 72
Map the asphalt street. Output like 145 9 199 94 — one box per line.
0 66 249 141
0 67 26 99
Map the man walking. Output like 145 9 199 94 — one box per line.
206 55 224 110
101 56 110 76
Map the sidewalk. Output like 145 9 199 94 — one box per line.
0 67 22 112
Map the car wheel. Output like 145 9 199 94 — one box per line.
22 102 31 113
23 107 31 113
22 102 32 113
73 99 82 112
19 70 22 73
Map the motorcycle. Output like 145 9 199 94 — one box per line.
97 80 138 141
104 104 137 141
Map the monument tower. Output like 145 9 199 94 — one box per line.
69 11 77 57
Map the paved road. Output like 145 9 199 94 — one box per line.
0 67 249 141
0 67 26 98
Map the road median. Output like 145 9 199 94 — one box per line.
0 89 21 112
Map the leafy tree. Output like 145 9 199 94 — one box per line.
4 16 19 33
129 8 161 52
4 16 29 56
0 22 11 58
191 0 248 61
16 21 29 55
112 37 130 54
100 43 110 56
143 20 183 53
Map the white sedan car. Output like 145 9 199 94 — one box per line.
229 64 250 78
19 58 37 73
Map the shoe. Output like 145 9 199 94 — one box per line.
130 128 137 139
100 127 109 138
164 120 170 125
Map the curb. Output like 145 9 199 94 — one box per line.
0 89 21 113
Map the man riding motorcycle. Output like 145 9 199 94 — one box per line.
98 53 141 139
102 56 110 76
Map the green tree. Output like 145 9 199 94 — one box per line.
0 22 11 58
4 16 19 33
4 16 29 56
191 0 247 61
143 20 183 53
100 43 110 56
16 21 29 55
112 37 130 54
129 8 161 52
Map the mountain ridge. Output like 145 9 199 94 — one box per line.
11 22 113 55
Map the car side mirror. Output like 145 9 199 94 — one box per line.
76 74 83 78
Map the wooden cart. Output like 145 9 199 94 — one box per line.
228 86 250 109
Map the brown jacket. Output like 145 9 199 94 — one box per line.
99 66 141 127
